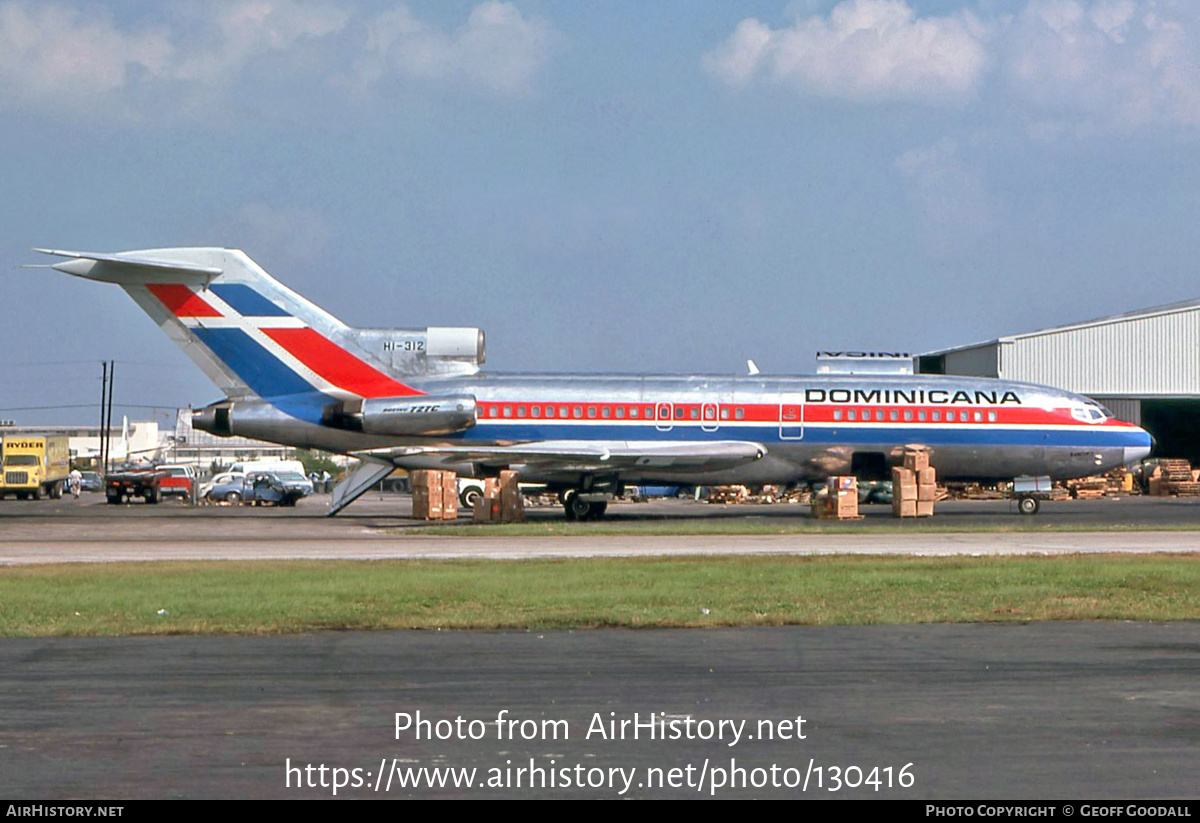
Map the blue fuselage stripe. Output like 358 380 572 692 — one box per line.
460 422 1150 449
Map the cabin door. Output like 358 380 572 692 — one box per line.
779 395 805 440
655 402 673 432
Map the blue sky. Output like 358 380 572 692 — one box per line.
3 0 1198 426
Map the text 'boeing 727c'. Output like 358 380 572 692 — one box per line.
38 247 1153 517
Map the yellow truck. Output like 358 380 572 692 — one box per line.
0 435 70 500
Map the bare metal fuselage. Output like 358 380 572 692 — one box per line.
202 371 1152 488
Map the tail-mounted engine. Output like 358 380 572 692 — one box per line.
345 327 485 377
327 395 477 436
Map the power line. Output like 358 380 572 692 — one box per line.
0 403 183 412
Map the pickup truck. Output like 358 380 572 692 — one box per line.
155 465 197 499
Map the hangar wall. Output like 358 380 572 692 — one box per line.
1001 305 1200 396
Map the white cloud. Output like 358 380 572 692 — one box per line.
356 2 557 95
999 0 1200 129
0 1 556 120
0 3 171 105
710 1 1200 131
705 0 990 105
172 0 349 87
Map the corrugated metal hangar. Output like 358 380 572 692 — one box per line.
918 298 1200 463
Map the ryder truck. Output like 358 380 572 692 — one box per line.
0 435 70 499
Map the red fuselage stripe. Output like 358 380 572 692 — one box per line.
474 401 1136 428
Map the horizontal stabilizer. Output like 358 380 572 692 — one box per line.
33 248 223 282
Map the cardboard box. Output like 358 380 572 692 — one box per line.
499 470 525 523
916 500 934 517
903 451 930 472
473 496 503 523
412 485 430 519
917 483 938 501
917 467 937 486
892 498 917 518
411 469 458 520
832 492 858 518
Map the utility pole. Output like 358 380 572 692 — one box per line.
105 360 115 474
99 361 108 474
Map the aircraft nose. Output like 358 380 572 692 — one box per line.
1123 426 1154 466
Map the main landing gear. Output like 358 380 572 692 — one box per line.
562 489 609 521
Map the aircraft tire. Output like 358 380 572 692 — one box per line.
564 491 594 521
1017 495 1040 515
460 487 482 509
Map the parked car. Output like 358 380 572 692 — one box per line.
625 484 694 501
207 471 305 507
200 471 245 499
78 471 102 492
274 470 314 497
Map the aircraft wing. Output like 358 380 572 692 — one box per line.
362 440 768 473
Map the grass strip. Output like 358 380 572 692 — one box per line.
1 554 1197 636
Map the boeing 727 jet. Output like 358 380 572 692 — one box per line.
38 247 1153 517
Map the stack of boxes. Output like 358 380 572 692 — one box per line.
830 475 859 519
812 476 860 519
410 470 459 520
472 470 526 523
892 450 936 518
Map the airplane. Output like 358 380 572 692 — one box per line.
36 246 1154 518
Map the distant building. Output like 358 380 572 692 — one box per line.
920 298 1200 463
168 408 293 471
0 420 161 465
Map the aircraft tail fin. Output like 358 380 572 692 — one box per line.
37 248 481 411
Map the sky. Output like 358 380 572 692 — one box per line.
2 0 1198 427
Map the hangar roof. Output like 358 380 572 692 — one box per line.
925 297 1200 357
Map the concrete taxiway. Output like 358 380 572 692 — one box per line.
1 494 1199 563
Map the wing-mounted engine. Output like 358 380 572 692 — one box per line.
327 395 477 436
341 327 485 377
